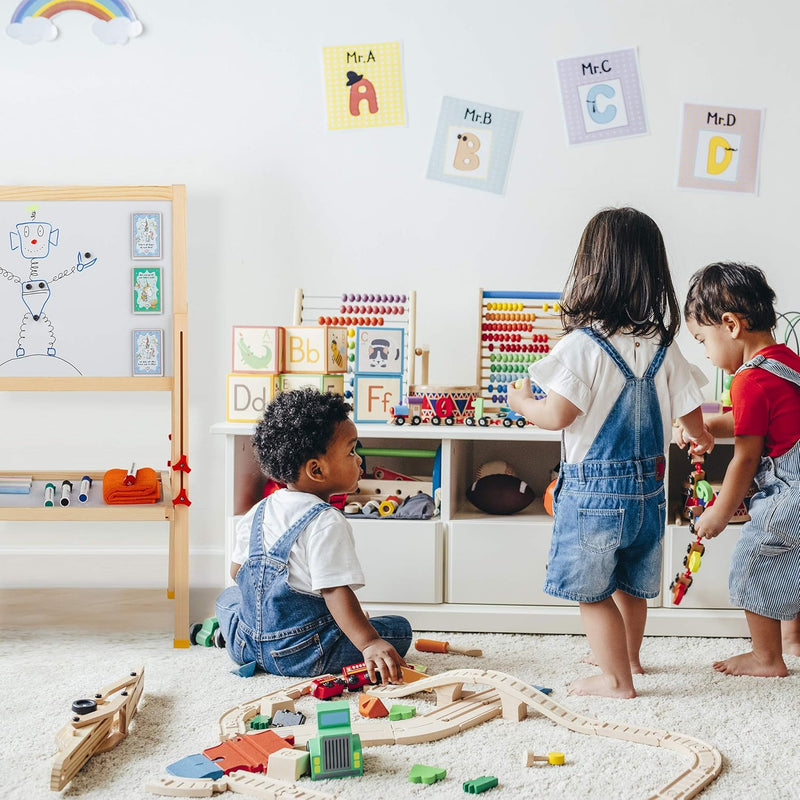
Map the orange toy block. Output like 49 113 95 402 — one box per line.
359 694 389 718
202 729 294 774
400 665 428 684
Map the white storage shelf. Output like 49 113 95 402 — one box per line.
211 422 747 637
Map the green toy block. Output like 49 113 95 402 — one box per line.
248 714 272 730
463 776 499 794
409 764 446 785
389 704 416 721
195 617 219 647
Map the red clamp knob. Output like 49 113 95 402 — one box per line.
172 455 191 473
172 488 191 506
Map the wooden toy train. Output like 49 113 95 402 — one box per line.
390 387 528 428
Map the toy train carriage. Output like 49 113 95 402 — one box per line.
342 661 377 690
391 385 478 425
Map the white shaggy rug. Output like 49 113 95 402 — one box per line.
2 626 798 800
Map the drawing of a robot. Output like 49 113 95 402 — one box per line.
1 215 96 358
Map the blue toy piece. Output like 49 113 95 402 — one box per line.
166 754 224 780
230 660 257 677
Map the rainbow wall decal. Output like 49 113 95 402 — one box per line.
8 0 142 44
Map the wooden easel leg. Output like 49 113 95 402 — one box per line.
173 505 190 647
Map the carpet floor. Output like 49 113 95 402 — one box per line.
2 626 798 800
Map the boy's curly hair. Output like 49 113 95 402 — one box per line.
252 388 352 484
684 262 776 331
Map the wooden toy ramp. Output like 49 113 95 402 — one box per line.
210 668 721 800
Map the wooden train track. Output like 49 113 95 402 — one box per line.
51 666 145 791
207 668 721 800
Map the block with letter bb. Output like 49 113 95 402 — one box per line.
283 326 347 374
227 374 282 423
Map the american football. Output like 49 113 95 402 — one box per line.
466 473 535 515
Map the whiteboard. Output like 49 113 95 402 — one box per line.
0 199 173 378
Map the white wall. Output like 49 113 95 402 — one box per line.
2 1 799 589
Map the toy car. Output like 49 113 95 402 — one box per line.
310 677 347 700
342 661 377 691
669 572 693 605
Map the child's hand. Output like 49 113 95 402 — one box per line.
693 507 727 539
507 377 532 414
689 426 714 456
362 638 407 685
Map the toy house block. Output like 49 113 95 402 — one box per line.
283 326 347 374
354 326 405 375
266 748 310 782
358 694 389 718
227 374 282 423
202 729 294 775
232 326 284 374
260 694 295 718
280 373 344 395
353 375 403 423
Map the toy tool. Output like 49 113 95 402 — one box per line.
414 638 482 657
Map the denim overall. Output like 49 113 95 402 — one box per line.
544 328 667 603
728 355 800 620
215 497 411 676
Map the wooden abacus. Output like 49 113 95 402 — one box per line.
476 289 564 414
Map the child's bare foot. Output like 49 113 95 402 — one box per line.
712 651 789 677
567 674 636 698
581 653 644 674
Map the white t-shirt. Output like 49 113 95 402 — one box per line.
529 330 707 463
231 489 365 595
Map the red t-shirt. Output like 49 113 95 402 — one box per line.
731 344 800 457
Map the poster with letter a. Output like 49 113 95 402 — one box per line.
322 41 406 130
427 96 521 195
677 103 762 194
557 48 647 145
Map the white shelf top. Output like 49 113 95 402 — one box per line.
211 420 562 443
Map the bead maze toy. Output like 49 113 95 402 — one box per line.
145 668 722 800
476 289 563 418
51 666 145 791
293 289 417 421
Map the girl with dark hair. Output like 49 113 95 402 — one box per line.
509 207 712 698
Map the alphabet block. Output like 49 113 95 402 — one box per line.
353 375 403 423
232 326 284 374
283 326 347 374
355 327 404 375
280 373 344 395
226 374 282 423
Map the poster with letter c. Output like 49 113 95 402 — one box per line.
556 47 647 145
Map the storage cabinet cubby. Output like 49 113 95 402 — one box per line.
212 423 748 637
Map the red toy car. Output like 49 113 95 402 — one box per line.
310 677 347 700
342 662 377 691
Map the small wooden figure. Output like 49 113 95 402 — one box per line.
415 638 483 657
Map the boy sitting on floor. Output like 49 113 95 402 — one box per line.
216 388 411 683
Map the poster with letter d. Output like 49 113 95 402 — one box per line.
677 103 763 194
